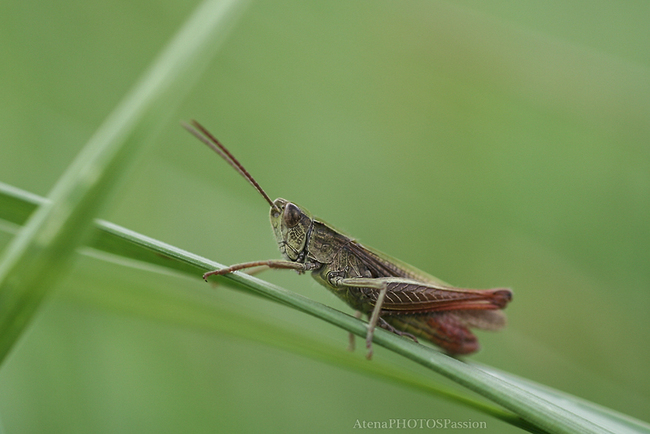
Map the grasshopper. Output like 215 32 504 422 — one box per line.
184 120 512 359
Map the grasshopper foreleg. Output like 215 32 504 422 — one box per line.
203 260 309 281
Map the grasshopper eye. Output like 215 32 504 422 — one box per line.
283 203 302 227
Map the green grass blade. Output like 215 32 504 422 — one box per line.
475 365 650 434
2 183 649 433
0 183 43 227
62 257 544 434
0 0 250 365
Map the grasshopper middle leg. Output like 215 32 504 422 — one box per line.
335 277 392 360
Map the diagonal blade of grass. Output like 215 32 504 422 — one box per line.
64 251 543 434
0 0 250 365
0 182 536 430
2 183 648 433
475 365 650 434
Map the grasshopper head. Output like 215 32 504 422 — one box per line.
270 198 313 262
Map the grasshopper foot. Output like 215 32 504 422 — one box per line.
365 329 375 360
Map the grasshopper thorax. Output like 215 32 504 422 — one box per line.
270 198 313 262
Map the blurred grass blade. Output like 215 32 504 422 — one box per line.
0 0 250 364
2 183 649 433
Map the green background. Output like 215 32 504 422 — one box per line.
1 0 649 432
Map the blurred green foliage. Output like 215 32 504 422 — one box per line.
0 0 648 433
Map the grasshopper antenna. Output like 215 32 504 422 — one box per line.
183 120 280 213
